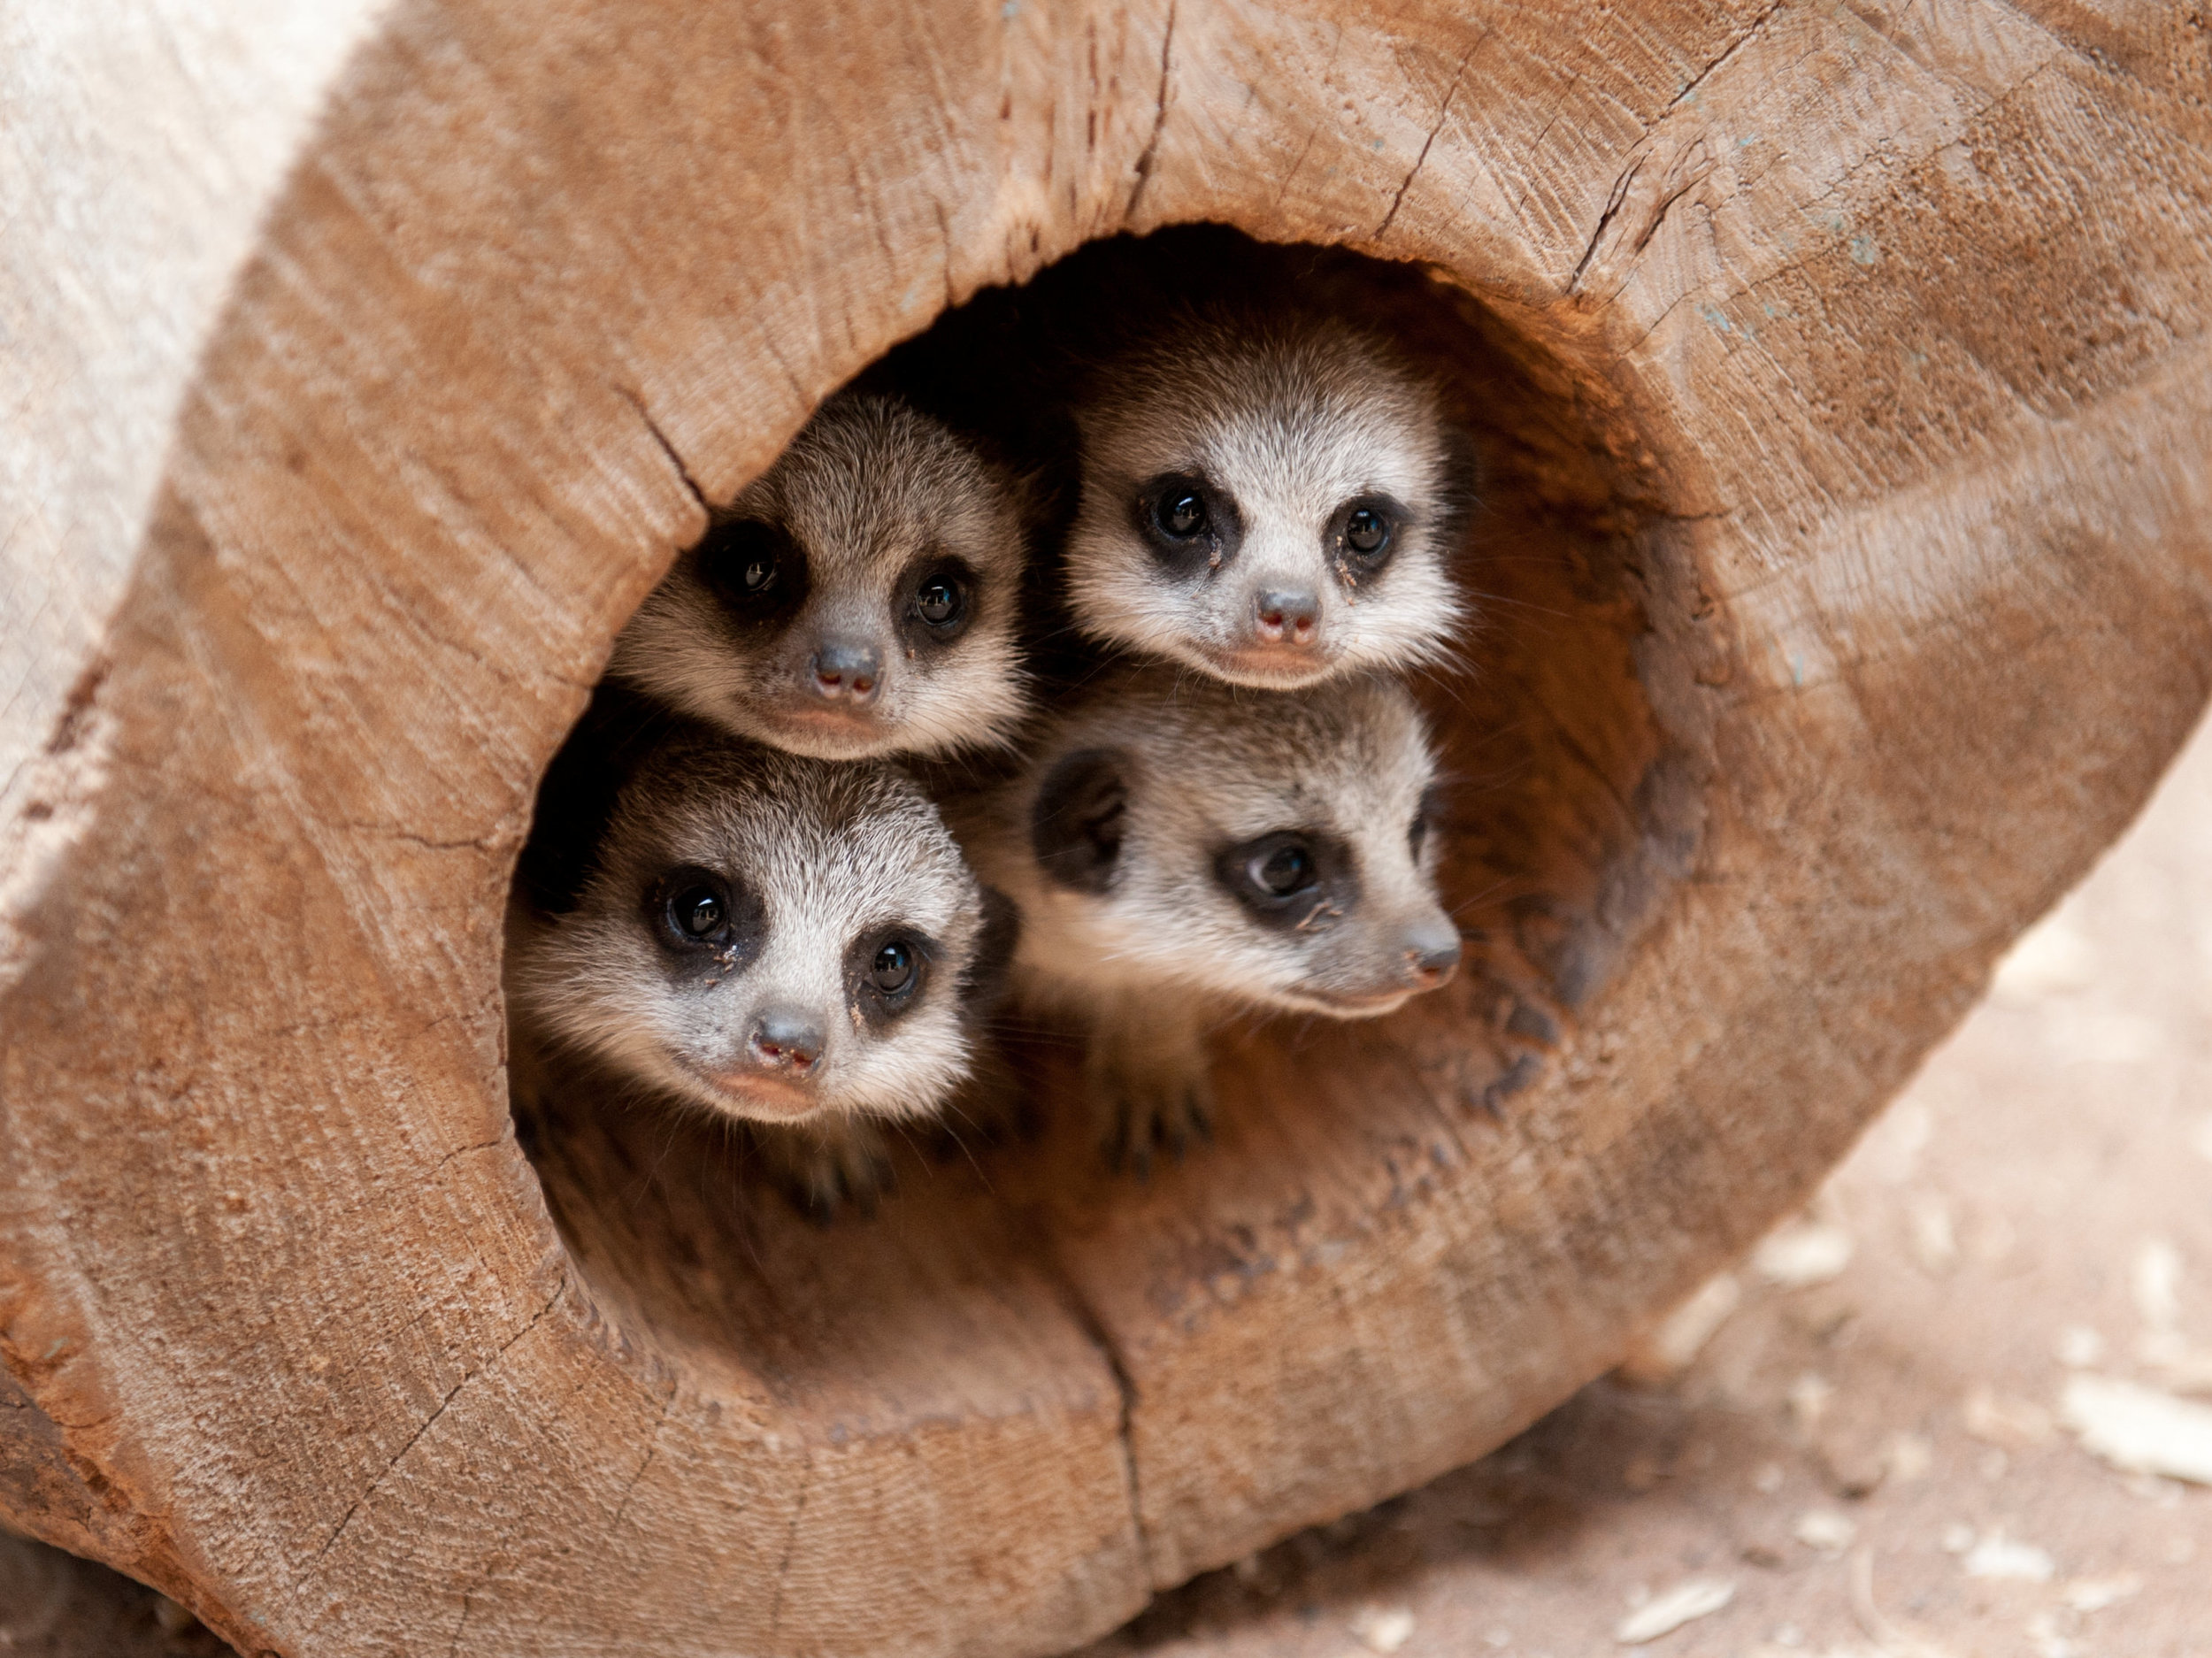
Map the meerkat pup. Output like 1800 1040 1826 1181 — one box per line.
947 665 1463 1171
507 694 1008 1217
1059 308 1464 689
609 391 1031 760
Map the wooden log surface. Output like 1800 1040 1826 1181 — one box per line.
4 2 2209 1654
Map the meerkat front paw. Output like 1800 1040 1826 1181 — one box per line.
750 1118 895 1223
1087 1044 1216 1178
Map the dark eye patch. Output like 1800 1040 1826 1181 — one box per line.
695 518 809 630
1032 748 1127 895
1329 494 1409 577
646 864 766 973
895 551 980 649
1133 472 1241 577
847 925 937 1027
1214 830 1358 931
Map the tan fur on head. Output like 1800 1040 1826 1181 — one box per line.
506 728 987 1133
609 392 1031 760
958 664 1460 1018
944 664 1461 1168
1064 310 1464 689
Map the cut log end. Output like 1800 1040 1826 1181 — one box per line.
6 4 2212 1656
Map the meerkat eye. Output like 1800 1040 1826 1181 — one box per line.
658 876 733 948
870 940 916 994
696 519 797 612
679 889 724 934
1217 830 1351 925
1346 507 1389 555
915 573 965 628
899 557 978 646
1155 488 1208 540
1337 499 1398 568
1253 841 1316 896
852 929 933 1022
1408 813 1428 862
648 865 765 968
1135 473 1238 574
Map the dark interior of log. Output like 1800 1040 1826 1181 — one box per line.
509 226 1696 1401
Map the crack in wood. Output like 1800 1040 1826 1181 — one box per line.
1125 0 1178 221
1671 0 1788 113
613 386 710 514
764 1463 812 1641
430 1136 505 1177
1376 35 1482 240
1570 148 1649 292
604 1390 673 1536
1018 1221 1154 1591
289 1278 565 1595
1571 0 1786 293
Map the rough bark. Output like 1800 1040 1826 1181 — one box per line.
4 2 2208 1654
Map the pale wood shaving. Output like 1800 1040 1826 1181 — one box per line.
2062 1374 2212 1485
1614 1577 1734 1645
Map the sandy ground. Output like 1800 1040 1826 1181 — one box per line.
9 717 2212 1655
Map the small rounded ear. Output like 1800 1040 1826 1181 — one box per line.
1030 748 1127 895
958 887 1024 1016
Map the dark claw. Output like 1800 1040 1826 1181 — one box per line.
780 1137 893 1224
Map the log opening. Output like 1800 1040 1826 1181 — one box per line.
511 219 1703 1574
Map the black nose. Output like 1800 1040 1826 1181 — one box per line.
1253 588 1319 647
810 639 882 703
1404 924 1463 986
749 1013 825 1073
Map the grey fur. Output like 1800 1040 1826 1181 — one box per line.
946 664 1462 1169
1064 310 1463 688
506 731 987 1211
609 393 1030 760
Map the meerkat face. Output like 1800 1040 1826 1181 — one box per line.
509 740 994 1126
986 669 1461 1018
609 394 1030 761
1064 316 1463 689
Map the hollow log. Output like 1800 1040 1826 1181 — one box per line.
5 3 2210 1654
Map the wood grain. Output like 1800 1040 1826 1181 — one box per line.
4 1 2208 1653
